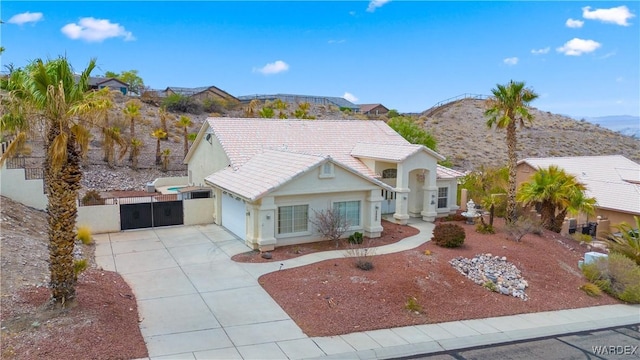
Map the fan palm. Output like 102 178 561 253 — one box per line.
485 80 538 223
517 165 595 232
123 99 141 160
176 115 192 158
130 138 143 170
0 57 112 305
151 128 167 165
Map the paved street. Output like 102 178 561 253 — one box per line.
408 325 640 360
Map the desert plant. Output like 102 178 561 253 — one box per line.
505 216 543 242
123 99 142 161
130 138 143 170
163 93 202 114
439 213 467 222
387 116 437 151
404 296 422 313
73 258 88 281
476 220 495 234
485 80 539 223
431 223 465 248
151 128 167 165
579 283 602 297
483 281 498 292
81 190 104 206
607 216 640 265
571 233 593 244
258 106 275 118
161 148 171 172
309 208 350 247
348 231 364 244
76 226 92 245
344 240 376 270
581 253 640 303
176 115 192 158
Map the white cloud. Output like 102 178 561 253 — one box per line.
503 57 519 66
582 6 635 26
531 47 550 55
253 60 289 75
556 38 601 56
328 39 346 44
343 92 358 103
61 17 134 42
367 0 390 13
565 18 584 28
349 11 357 16
8 12 43 25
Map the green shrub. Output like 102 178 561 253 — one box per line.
476 222 495 234
572 233 593 243
76 226 93 245
163 93 203 114
580 283 602 297
73 259 88 280
607 216 640 265
581 253 640 303
505 216 543 242
483 281 498 292
431 223 465 248
348 232 364 244
404 296 422 313
440 213 467 222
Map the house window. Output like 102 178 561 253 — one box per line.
438 187 448 209
278 205 308 234
382 169 397 179
320 162 334 178
333 201 360 226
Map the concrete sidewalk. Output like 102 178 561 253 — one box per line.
94 222 640 360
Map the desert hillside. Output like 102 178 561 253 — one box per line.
419 98 639 170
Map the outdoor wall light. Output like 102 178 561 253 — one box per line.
375 205 379 210
403 196 407 200
246 211 250 216
266 215 271 220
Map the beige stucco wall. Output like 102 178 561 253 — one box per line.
184 197 215 225
186 129 229 186
0 166 48 210
152 176 189 188
435 178 460 216
77 204 120 234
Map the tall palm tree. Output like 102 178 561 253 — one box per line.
161 148 171 172
158 107 171 139
151 128 167 165
176 115 192 158
517 165 595 232
485 80 538 223
123 99 141 160
130 138 143 170
0 57 112 305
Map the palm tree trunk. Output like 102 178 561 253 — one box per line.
183 127 188 158
46 124 81 305
506 122 518 223
128 120 135 161
155 138 161 165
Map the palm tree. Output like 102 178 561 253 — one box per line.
607 216 640 265
151 128 167 165
258 106 275 118
158 107 171 139
123 99 141 160
161 148 171 172
244 99 261 117
130 138 143 170
0 57 112 305
102 126 126 168
485 80 538 223
517 165 595 232
176 115 192 158
273 99 288 119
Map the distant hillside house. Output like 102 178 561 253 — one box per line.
164 86 239 102
184 118 462 250
359 103 389 115
88 77 129 95
517 155 640 226
238 94 360 113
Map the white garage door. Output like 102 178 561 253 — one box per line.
221 194 247 239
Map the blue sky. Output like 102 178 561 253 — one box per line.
1 1 639 118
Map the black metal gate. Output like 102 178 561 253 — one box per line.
120 200 183 230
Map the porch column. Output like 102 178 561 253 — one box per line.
255 197 277 251
212 188 223 225
420 170 438 222
364 189 383 238
393 163 410 225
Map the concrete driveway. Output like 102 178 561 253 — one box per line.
94 223 640 360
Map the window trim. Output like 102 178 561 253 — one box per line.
277 204 310 236
319 162 335 178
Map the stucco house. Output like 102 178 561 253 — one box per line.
359 103 389 116
165 86 239 103
238 94 361 113
517 155 640 226
184 118 462 250
88 77 130 95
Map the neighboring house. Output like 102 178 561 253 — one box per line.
184 118 462 250
238 94 360 113
359 103 389 115
164 86 238 102
88 77 129 95
517 155 640 226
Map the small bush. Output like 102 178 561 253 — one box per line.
431 223 465 248
483 281 498 292
404 296 422 313
572 233 593 243
505 216 543 242
439 214 466 222
344 240 376 271
476 222 495 234
580 283 602 297
348 232 364 244
81 190 104 206
76 226 92 245
581 253 640 303
73 259 88 280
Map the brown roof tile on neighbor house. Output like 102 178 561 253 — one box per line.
359 103 389 114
